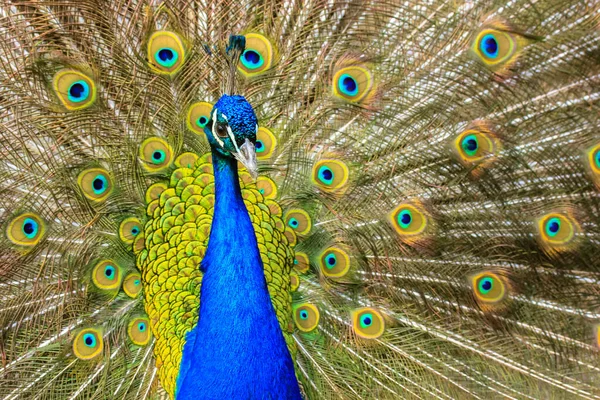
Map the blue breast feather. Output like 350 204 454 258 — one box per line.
176 149 302 399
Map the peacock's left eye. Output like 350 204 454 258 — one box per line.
128 317 151 346
53 70 96 111
147 31 186 75
214 121 228 138
7 213 45 247
319 247 350 278
352 307 385 339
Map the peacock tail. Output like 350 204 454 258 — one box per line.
0 0 599 399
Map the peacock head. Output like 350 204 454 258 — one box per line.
204 94 259 178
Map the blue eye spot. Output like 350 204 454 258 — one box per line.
318 166 334 185
480 34 499 58
288 218 299 228
545 217 561 237
240 49 264 70
68 80 89 103
131 227 140 236
397 210 412 229
138 322 146 332
22 218 38 238
461 134 479 156
339 74 358 96
259 189 265 194
83 333 96 347
104 265 115 280
151 150 166 164
155 48 179 68
134 279 140 286
256 140 264 152
92 175 108 195
478 277 493 294
325 253 337 269
299 310 309 320
595 151 600 168
360 313 373 328
197 116 208 128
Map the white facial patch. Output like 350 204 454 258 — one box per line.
211 109 225 148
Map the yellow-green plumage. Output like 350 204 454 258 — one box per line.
0 0 599 399
137 153 296 396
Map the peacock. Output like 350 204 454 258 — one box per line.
1 0 600 398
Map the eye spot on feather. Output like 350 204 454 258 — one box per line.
256 127 277 159
92 260 121 290
139 137 173 172
53 70 96 111
123 272 142 298
293 252 310 274
312 159 349 192
290 272 300 292
147 31 186 75
73 328 103 360
471 25 532 76
119 217 143 245
284 209 312 236
452 125 500 170
389 203 427 236
480 34 499 58
186 102 214 135
128 317 151 346
319 247 350 278
293 303 319 332
78 168 113 202
536 212 579 252
584 143 600 190
238 33 274 76
352 308 384 339
332 66 374 103
7 213 45 247
470 272 507 304
256 176 277 199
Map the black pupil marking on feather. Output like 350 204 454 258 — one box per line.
549 221 560 233
401 213 411 225
322 168 333 181
482 280 492 291
199 117 207 125
158 49 174 62
363 317 372 325
23 222 34 234
484 37 498 55
256 141 263 149
466 138 478 151
93 178 104 190
244 50 260 65
132 227 139 234
327 257 335 265
291 220 298 226
69 83 85 98
105 268 113 277
342 76 357 92
153 151 162 160
85 336 93 345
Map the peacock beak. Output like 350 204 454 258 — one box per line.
233 138 258 180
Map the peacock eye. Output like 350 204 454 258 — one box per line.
215 122 228 138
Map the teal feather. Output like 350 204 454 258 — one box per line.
0 1 599 399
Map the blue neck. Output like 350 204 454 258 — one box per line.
176 150 301 400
